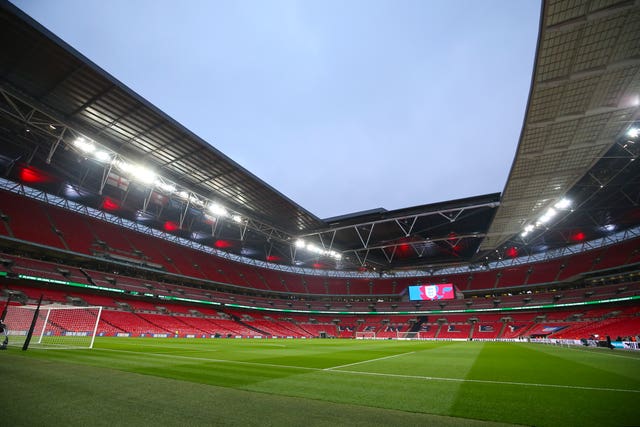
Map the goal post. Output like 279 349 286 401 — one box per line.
355 331 376 339
4 304 102 349
396 331 425 340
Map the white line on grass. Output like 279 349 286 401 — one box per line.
94 348 319 371
93 348 640 394
547 345 640 361
323 351 416 371
330 369 640 394
122 342 219 352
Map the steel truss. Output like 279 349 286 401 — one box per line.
1 178 638 283
0 85 294 248
2 85 639 275
296 201 498 268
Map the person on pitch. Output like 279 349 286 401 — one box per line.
0 320 8 350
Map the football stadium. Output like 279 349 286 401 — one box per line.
1 1 640 426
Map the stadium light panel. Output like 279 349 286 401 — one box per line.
554 198 571 210
131 165 156 184
521 224 535 236
537 207 557 225
155 181 176 193
207 203 228 217
306 243 321 254
627 127 639 139
115 160 155 184
297 241 342 260
94 150 111 163
115 159 132 173
73 137 95 153
188 195 204 207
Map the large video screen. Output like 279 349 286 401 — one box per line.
408 283 455 301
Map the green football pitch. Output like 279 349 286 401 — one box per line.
2 338 639 426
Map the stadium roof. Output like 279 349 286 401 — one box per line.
0 0 639 272
482 0 640 252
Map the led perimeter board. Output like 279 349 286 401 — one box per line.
408 284 455 301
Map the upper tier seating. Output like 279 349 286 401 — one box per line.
2 190 639 297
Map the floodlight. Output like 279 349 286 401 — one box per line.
294 238 341 259
306 243 320 253
73 137 95 153
94 150 111 163
627 127 639 139
554 198 571 210
329 250 342 260
208 203 228 217
521 224 535 237
538 207 557 224
155 181 176 193
131 165 156 184
189 196 205 207
232 214 242 223
115 159 131 172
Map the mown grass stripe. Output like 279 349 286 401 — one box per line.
323 350 416 370
92 346 640 394
332 369 640 393
93 347 321 371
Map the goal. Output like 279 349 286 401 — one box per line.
355 331 376 339
396 331 427 340
4 304 102 349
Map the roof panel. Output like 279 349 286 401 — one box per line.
610 9 640 62
536 26 581 82
2 1 639 270
546 0 588 27
572 14 624 72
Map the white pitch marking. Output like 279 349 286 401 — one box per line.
534 344 640 361
330 369 640 394
93 348 640 394
323 351 416 371
95 348 318 371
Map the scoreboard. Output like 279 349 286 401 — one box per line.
408 283 455 301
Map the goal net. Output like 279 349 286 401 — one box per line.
4 304 102 349
396 331 426 340
355 331 376 339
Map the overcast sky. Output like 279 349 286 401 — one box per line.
13 0 540 219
